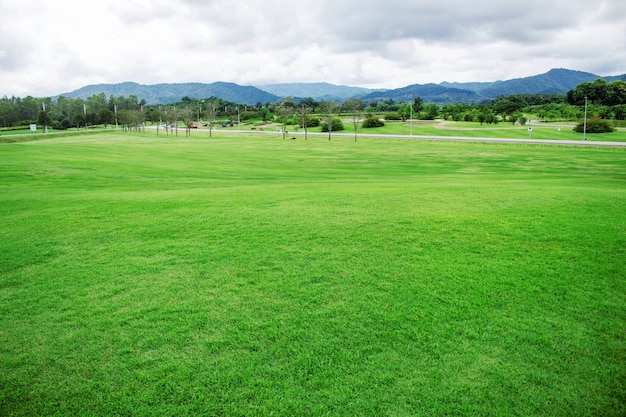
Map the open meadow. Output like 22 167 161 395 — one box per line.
1 131 625 416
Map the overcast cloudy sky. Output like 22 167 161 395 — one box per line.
1 0 625 97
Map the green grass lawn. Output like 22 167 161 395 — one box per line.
234 120 626 142
1 132 625 416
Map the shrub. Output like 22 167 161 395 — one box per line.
573 117 615 133
321 118 344 132
301 117 320 128
362 116 385 128
384 112 403 121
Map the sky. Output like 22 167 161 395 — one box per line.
1 0 625 98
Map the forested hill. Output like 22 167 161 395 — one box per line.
257 82 375 100
56 82 279 105
55 69 625 105
363 69 626 104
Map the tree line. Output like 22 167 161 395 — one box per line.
1 79 624 130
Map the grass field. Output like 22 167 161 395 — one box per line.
3 119 626 143
1 131 625 416
222 120 626 142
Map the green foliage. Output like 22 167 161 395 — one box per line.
362 115 385 128
476 107 498 125
573 116 615 133
567 79 626 106
413 96 423 113
422 103 440 120
301 116 320 128
259 107 272 121
384 112 403 120
512 111 527 125
320 117 344 132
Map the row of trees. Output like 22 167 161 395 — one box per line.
0 93 147 130
2 80 625 132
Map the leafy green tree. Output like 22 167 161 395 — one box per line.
413 97 423 115
606 80 626 106
566 78 626 106
18 96 40 125
423 103 440 120
299 97 318 110
259 106 272 122
492 95 527 117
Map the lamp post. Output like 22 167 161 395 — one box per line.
583 96 588 141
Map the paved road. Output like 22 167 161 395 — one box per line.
193 128 626 147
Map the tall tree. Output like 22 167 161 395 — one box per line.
413 97 424 116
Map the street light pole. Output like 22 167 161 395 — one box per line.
583 96 588 141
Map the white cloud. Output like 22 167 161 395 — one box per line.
0 0 624 97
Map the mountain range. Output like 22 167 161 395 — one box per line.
57 68 625 105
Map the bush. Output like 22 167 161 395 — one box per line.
362 116 385 128
384 112 403 121
321 118 344 132
301 117 320 128
573 117 615 133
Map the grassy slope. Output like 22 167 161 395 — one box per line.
1 132 625 416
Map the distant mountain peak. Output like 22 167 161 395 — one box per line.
57 81 279 105
54 68 625 105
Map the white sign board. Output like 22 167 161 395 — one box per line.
30 124 37 132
